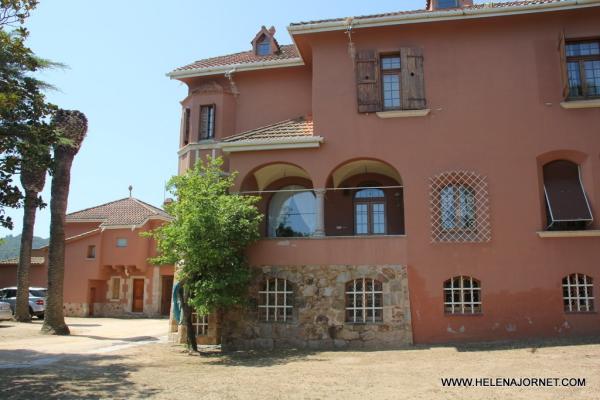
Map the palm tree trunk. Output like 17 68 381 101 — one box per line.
41 148 73 335
14 191 38 322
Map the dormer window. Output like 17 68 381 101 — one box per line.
437 0 458 8
257 36 271 56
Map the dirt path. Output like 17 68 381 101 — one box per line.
1 320 599 400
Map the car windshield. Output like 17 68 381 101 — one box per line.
29 289 47 297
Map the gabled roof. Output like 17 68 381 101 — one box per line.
66 197 172 228
0 257 45 266
223 117 314 143
168 44 302 79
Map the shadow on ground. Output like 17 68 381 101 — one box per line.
191 334 600 367
70 334 160 342
0 349 159 400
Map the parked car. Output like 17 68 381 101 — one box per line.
0 287 46 319
0 301 12 321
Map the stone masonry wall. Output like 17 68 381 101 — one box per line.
221 264 412 350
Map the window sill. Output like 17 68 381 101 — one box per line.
85 258 95 261
376 109 430 119
109 299 120 303
444 313 483 317
560 99 600 109
537 230 600 238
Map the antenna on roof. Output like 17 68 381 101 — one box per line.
128 185 133 198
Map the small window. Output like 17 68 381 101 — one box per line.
563 274 594 313
565 39 600 99
199 105 215 140
183 107 191 145
110 277 121 300
437 0 459 8
87 245 96 259
345 278 383 323
256 36 271 56
258 278 293 322
191 312 209 336
543 160 593 231
116 238 128 248
444 276 482 314
381 55 401 110
440 185 476 230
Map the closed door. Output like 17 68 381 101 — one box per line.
89 287 96 316
161 276 174 316
132 279 144 313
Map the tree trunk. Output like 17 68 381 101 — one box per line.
41 148 73 335
180 285 198 352
14 192 38 322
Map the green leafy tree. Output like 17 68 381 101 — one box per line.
146 157 262 351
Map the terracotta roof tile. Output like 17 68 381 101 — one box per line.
0 257 45 265
172 44 300 73
289 0 568 26
66 197 172 227
223 117 314 143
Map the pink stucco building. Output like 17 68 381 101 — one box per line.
1 197 175 318
169 0 600 348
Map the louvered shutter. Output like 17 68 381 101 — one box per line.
400 47 426 110
558 31 569 100
356 50 381 113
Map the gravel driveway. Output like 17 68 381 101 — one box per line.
0 318 599 399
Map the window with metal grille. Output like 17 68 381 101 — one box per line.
381 55 401 110
563 274 594 313
191 312 209 336
444 276 482 314
199 105 215 140
258 278 293 322
430 171 491 243
345 278 383 323
354 188 386 235
566 39 600 99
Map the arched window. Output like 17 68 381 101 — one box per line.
543 160 593 231
345 278 383 323
562 273 594 312
443 276 481 314
256 35 271 56
259 278 293 322
354 188 386 235
430 171 490 243
268 185 316 237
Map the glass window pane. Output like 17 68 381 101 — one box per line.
584 60 600 97
381 56 400 70
355 204 368 234
268 186 316 237
440 186 455 229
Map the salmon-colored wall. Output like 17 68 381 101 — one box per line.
0 265 46 288
180 8 600 344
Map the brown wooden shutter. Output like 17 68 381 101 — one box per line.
558 31 569 100
400 47 426 110
356 50 381 113
184 108 190 145
199 106 208 140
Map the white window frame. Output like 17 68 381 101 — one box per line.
191 312 209 336
444 276 482 314
258 278 293 322
116 238 128 248
563 273 595 312
345 278 383 323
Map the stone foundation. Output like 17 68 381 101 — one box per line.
64 303 87 317
221 264 412 350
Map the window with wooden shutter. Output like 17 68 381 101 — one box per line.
543 160 593 231
356 50 381 113
400 47 426 110
183 107 190 145
199 104 215 140
558 31 569 100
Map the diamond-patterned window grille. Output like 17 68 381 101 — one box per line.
430 170 491 243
